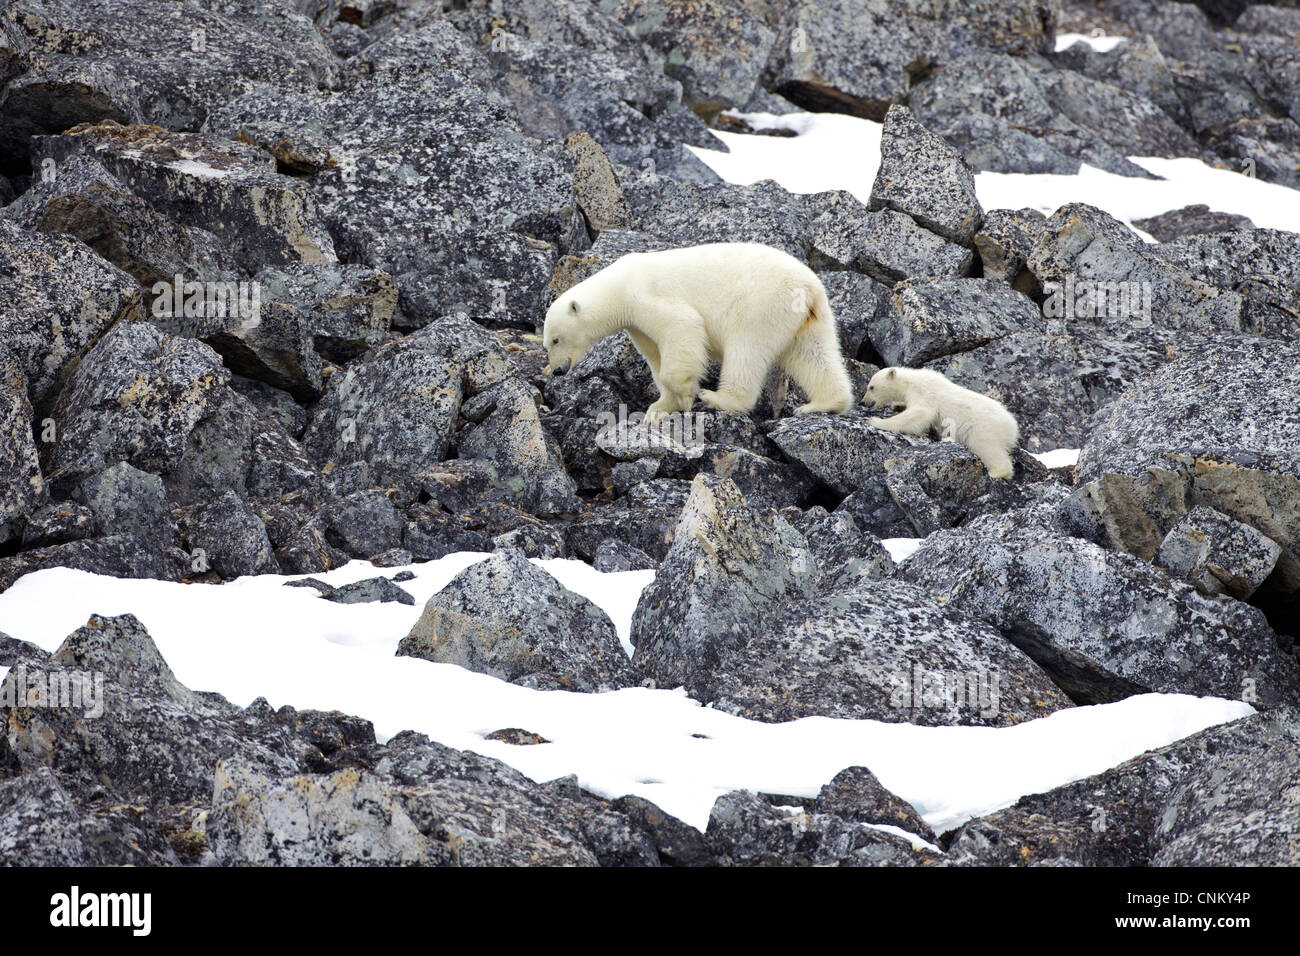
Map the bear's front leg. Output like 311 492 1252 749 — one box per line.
645 342 705 424
868 405 934 436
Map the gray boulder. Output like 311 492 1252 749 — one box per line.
397 549 639 692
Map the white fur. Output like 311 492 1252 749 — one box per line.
865 367 1020 480
542 242 854 422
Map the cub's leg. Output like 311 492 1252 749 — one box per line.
967 432 1015 480
868 404 936 435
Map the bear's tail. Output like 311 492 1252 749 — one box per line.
782 283 854 414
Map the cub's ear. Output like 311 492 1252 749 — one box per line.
886 367 896 379
569 300 579 313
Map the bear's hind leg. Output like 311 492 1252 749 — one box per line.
781 319 853 414
699 339 774 414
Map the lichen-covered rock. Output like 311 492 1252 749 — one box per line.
398 550 639 692
592 537 658 572
910 54 1196 177
868 277 1042 368
42 320 261 505
630 476 817 689
810 204 975 283
1 153 242 290
1151 228 1300 339
252 263 396 365
0 219 141 412
304 316 513 493
789 506 894 594
457 378 581 517
695 576 1072 726
207 22 573 329
0 614 334 807
1152 736 1300 866
813 766 936 844
898 507 1300 707
324 576 415 606
759 0 1052 120
0 0 336 172
946 707 1300 866
323 489 404 560
598 0 774 115
0 344 45 544
207 732 610 867
1155 506 1283 601
706 790 941 866
869 105 983 245
973 208 1048 287
1132 204 1254 242
1076 338 1300 613
76 461 180 553
176 489 277 579
33 123 336 272
0 767 178 866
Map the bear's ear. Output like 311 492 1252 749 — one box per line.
569 300 579 313
886 367 896 379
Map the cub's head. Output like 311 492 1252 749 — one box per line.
542 289 595 377
864 367 905 407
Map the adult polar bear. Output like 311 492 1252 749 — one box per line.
865 367 1020 479
543 243 854 421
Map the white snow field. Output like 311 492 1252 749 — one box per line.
689 111 1300 239
0 559 1253 835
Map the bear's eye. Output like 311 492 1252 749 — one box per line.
569 300 579 313
551 337 560 345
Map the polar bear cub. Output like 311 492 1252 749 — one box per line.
865 367 1020 479
543 243 854 422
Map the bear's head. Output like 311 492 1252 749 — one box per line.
542 288 599 377
864 367 905 407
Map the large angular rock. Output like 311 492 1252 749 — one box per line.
0 0 336 173
1155 506 1283 601
1151 228 1300 339
868 277 1042 367
598 0 774 115
759 0 1052 120
0 345 45 544
1152 736 1300 866
252 263 397 365
208 732 611 867
1026 203 1243 334
303 316 513 493
41 320 260 505
0 219 141 412
1076 339 1300 611
869 105 983 245
176 489 277 579
456 378 581 517
946 707 1299 866
810 204 974 283
696 578 1072 726
706 790 940 866
397 550 639 692
899 506 1300 707
1 153 242 290
33 123 336 272
207 22 573 329
630 476 817 688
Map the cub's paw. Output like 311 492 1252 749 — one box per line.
867 416 890 428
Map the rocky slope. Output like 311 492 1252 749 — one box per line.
1 0 1298 865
